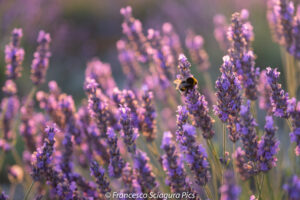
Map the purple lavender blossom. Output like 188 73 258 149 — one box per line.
4 28 24 79
185 31 210 72
258 70 273 114
176 105 189 137
122 89 140 128
134 150 158 193
0 191 9 200
107 128 125 178
30 30 51 85
287 98 300 156
20 103 37 153
119 105 138 153
31 124 58 181
277 0 295 46
117 39 142 87
121 163 142 199
139 86 156 141
86 80 109 138
177 124 211 186
266 67 290 118
161 22 182 63
214 14 230 51
177 54 215 139
220 170 241 200
214 55 242 123
289 5 300 59
161 131 190 193
239 50 260 100
257 116 279 172
0 81 20 148
238 100 258 161
120 6 150 63
147 28 175 80
85 58 116 97
283 175 300 200
58 94 81 144
90 160 111 195
233 147 258 180
214 55 241 142
227 10 259 100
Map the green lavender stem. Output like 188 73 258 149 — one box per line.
24 181 34 200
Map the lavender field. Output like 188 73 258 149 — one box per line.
0 0 300 199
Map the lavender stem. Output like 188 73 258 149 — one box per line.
24 181 34 200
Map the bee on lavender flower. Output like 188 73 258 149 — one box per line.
174 76 198 93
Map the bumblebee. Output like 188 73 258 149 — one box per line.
174 76 198 93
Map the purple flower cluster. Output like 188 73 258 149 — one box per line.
176 119 210 186
139 87 156 141
119 105 138 153
257 116 279 172
233 147 255 180
267 0 300 59
107 128 125 178
266 67 290 118
120 6 150 63
121 163 142 198
90 160 111 195
134 150 158 193
31 30 51 85
287 98 300 156
214 55 241 142
4 28 24 79
283 175 300 200
237 100 258 161
258 70 273 114
227 10 259 100
214 14 230 51
185 31 210 72
220 170 241 200
161 131 190 193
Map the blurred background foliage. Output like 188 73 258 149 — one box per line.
0 0 284 102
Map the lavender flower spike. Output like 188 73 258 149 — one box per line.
233 147 255 180
266 67 289 118
238 100 258 161
257 116 279 172
177 124 210 186
107 128 125 178
134 150 158 193
139 86 156 141
161 131 190 193
185 31 210 72
90 160 111 195
283 175 300 200
177 54 215 139
0 192 9 200
287 98 300 156
121 163 142 198
214 55 242 123
120 6 149 63
31 124 58 181
220 170 241 200
5 28 24 79
31 30 51 85
119 105 138 153
289 5 300 59
213 14 230 51
277 0 294 47
258 70 272 114
214 55 241 142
